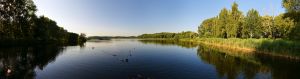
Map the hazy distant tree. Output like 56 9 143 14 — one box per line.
79 33 87 44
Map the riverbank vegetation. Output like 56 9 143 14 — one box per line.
183 38 300 57
138 31 198 39
87 36 137 40
198 2 298 40
138 0 300 58
0 0 86 46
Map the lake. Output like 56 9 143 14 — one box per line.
0 39 299 79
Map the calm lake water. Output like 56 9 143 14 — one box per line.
0 39 299 79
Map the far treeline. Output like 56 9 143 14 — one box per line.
87 36 137 40
0 0 87 45
139 0 300 41
138 31 198 39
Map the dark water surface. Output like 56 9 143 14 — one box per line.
0 39 299 79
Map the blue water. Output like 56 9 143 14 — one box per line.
0 39 299 79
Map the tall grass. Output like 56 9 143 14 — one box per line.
140 38 300 58
180 38 300 57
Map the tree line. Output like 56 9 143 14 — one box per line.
198 1 300 40
0 0 86 45
138 31 198 39
139 0 300 41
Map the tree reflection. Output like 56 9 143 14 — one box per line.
138 40 300 79
197 44 300 79
197 45 270 79
0 46 65 79
138 40 198 48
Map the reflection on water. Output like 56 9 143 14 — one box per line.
0 39 299 79
0 46 65 79
138 39 198 49
198 44 300 79
140 39 300 79
198 45 270 79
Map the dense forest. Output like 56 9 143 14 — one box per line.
138 0 300 41
0 0 86 45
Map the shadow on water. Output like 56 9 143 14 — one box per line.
0 45 66 79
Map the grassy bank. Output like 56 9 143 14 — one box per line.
180 38 300 59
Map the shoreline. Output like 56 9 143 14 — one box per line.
139 38 300 60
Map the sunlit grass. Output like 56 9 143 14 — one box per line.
180 38 300 57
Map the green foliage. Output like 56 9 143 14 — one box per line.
194 38 300 56
198 2 245 38
138 31 198 39
228 2 243 38
218 8 229 38
261 16 274 38
198 17 218 37
198 2 298 40
282 0 300 40
138 32 177 38
243 9 262 38
174 31 199 39
274 14 295 38
0 0 37 40
0 0 86 45
283 0 300 12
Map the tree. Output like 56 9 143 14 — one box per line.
79 33 87 44
283 0 300 13
274 14 295 38
283 0 300 40
0 0 37 39
0 0 86 45
0 0 36 40
138 31 198 39
228 2 243 38
198 17 218 37
198 2 244 38
218 8 229 38
243 9 262 38
68 32 79 45
261 16 274 38
176 31 198 39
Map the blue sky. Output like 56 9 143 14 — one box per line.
33 0 285 36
